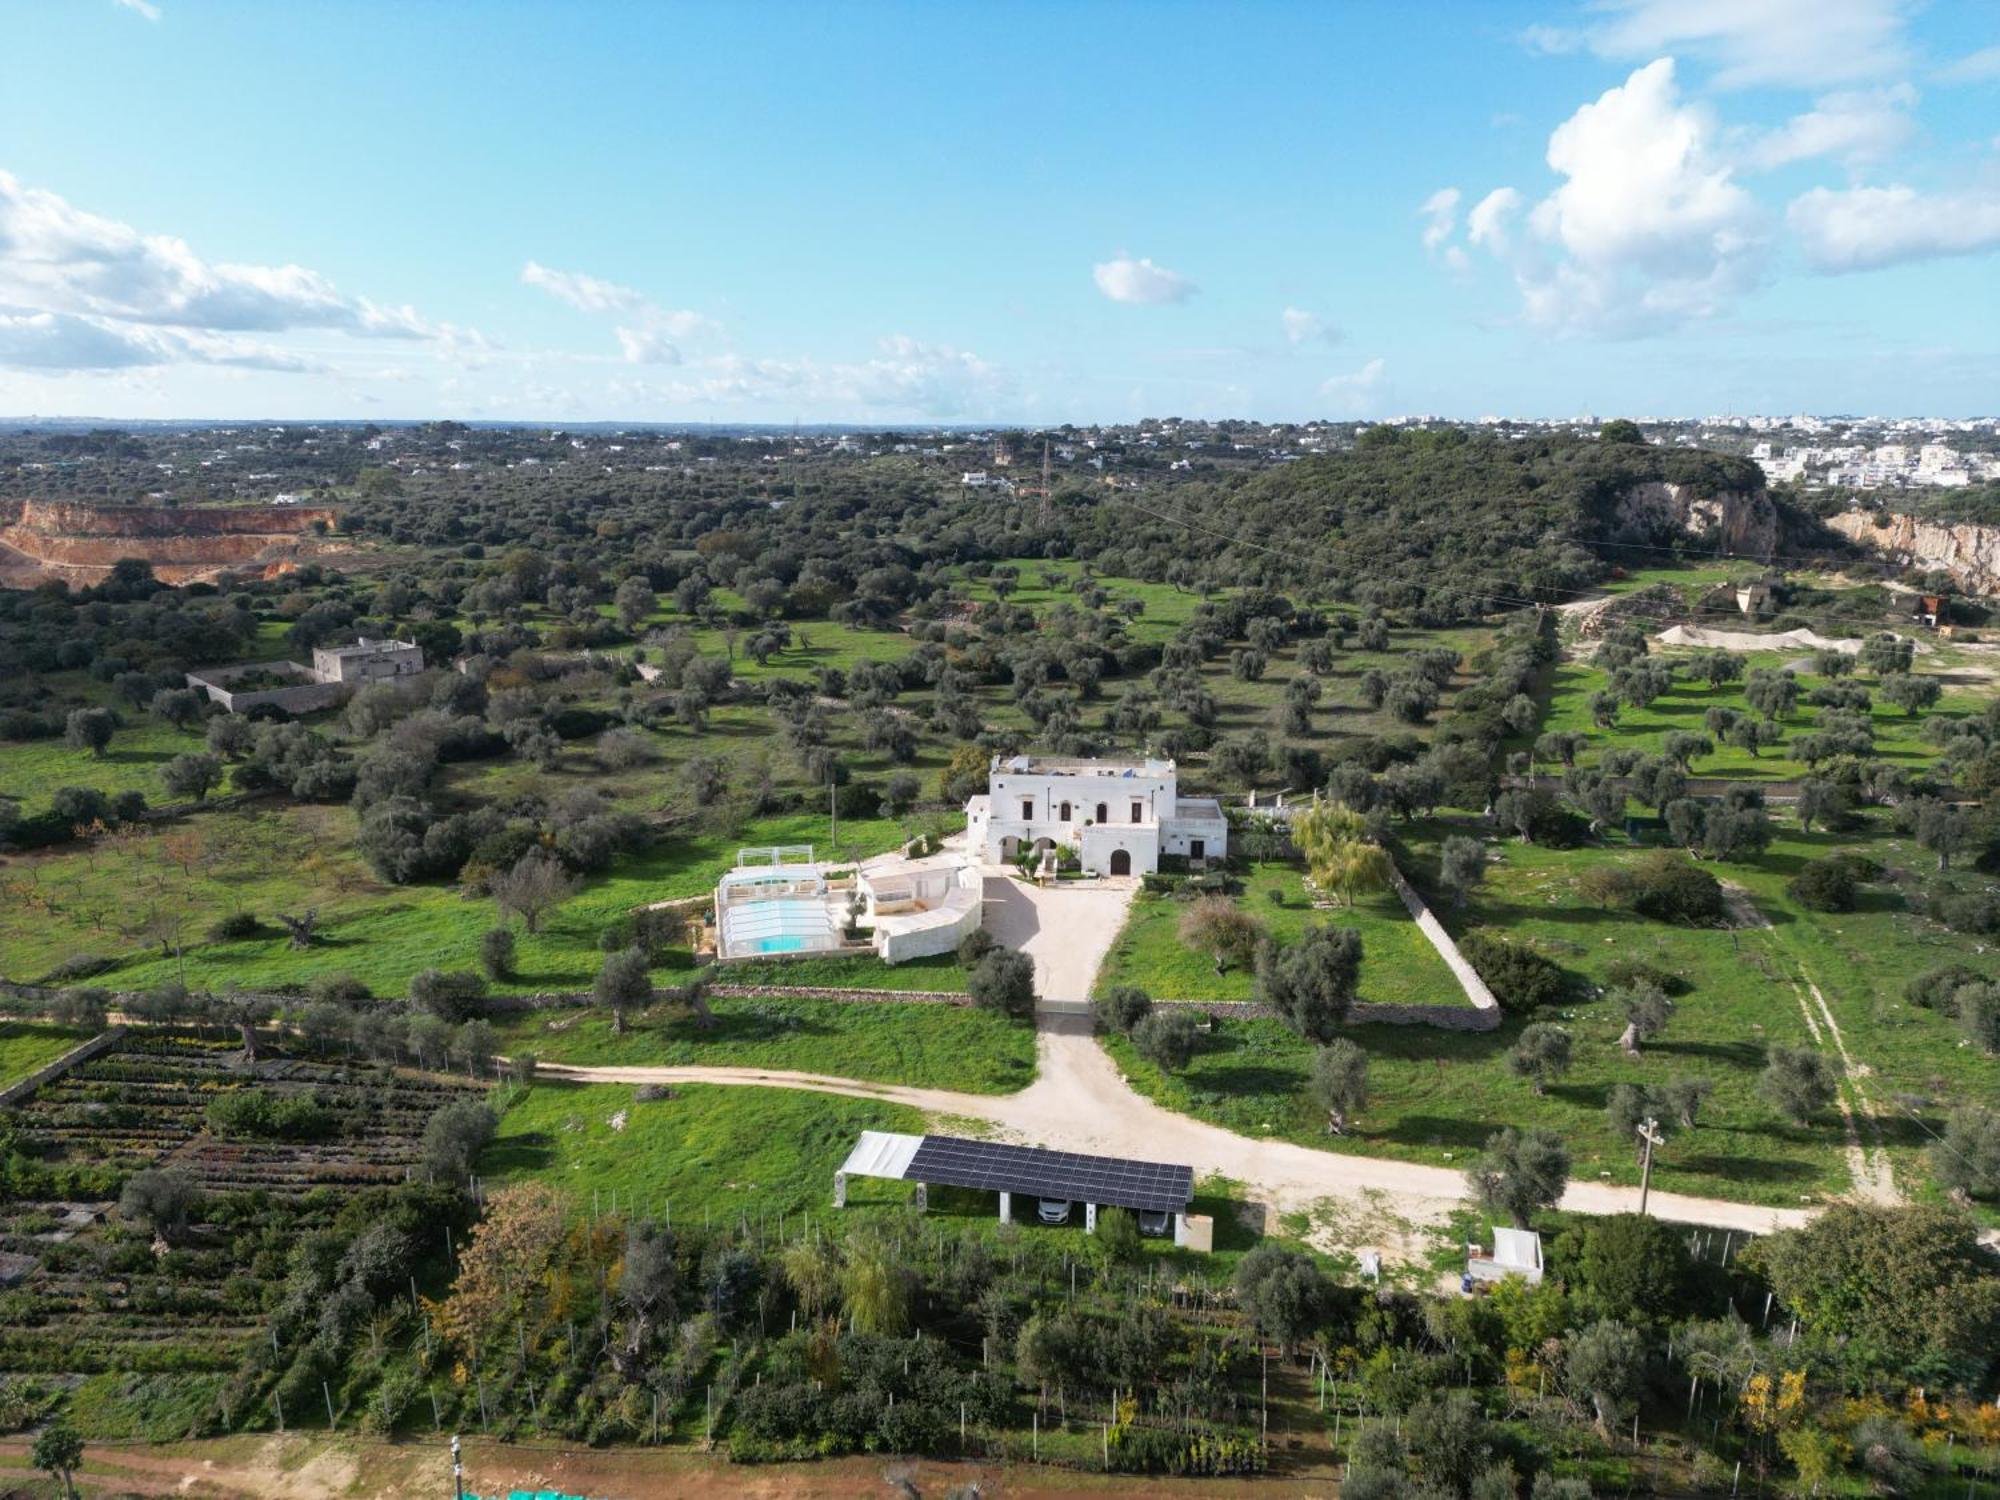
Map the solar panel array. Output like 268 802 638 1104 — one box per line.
905 1135 1193 1214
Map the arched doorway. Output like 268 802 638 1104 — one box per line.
1059 800 1072 822
1109 849 1132 876
1095 802 1108 824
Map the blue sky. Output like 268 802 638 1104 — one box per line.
0 0 1995 422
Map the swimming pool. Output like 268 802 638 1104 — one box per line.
718 893 840 958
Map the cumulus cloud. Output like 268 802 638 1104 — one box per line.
1467 187 1524 252
1937 45 2000 85
1318 357 1386 414
1742 85 1916 169
1091 255 1197 305
1418 188 1461 252
519 259 716 363
1281 307 1341 345
1583 0 1910 89
1788 183 2000 271
1444 60 1765 337
0 169 459 374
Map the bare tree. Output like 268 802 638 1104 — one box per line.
275 908 320 949
491 848 581 934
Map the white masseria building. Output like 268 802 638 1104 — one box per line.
965 755 1227 877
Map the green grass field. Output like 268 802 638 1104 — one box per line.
0 804 912 998
1095 861 1473 1008
492 996 1034 1093
0 715 211 814
0 1023 93 1088
480 1080 927 1223
1539 655 1973 782
717 949 971 992
1105 811 2000 1210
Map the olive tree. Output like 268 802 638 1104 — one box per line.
1309 1038 1368 1134
1470 1127 1569 1229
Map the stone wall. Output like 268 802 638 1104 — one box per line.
0 1028 125 1107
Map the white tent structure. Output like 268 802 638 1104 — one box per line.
1467 1226 1544 1286
833 1130 926 1209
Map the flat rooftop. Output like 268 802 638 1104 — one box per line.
318 637 418 656
995 755 1174 777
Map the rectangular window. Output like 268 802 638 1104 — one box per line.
1131 801 1143 823
1021 799 1034 820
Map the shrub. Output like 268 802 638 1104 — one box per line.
205 1088 335 1141
1906 963 1981 1014
206 911 262 942
422 1098 498 1179
1627 853 1723 924
409 967 489 1023
1458 931 1568 1012
1760 1045 1836 1124
1133 1009 1201 1073
967 949 1036 1020
955 927 996 967
1787 856 1857 912
1602 958 1685 996
479 927 517 981
1093 984 1153 1036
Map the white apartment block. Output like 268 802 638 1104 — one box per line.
964 755 1227 877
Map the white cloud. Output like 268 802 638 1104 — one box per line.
1450 59 1765 337
1742 85 1916 169
1418 188 1460 252
1584 0 1911 89
1937 45 2000 85
1788 183 2000 271
1318 357 1386 414
519 261 647 315
0 169 461 374
1467 187 1524 252
113 0 162 20
519 259 716 362
1091 255 1197 305
1281 307 1341 345
598 334 1008 419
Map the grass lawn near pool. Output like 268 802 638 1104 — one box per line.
492 996 1036 1094
717 950 971 993
0 1023 95 1089
479 1080 928 1224
1094 861 1474 1008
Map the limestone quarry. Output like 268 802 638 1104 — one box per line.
0 499 349 586
1608 479 1779 561
1827 509 2000 595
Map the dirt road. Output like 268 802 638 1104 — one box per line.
542 870 1819 1254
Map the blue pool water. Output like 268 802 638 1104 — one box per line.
756 934 808 954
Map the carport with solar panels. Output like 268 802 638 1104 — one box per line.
833 1130 1209 1251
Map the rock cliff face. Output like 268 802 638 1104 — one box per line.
1607 481 1778 561
0 500 343 585
1827 510 2000 594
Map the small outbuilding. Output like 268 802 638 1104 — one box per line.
834 1130 1207 1250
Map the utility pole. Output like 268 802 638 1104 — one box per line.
1636 1116 1665 1216
828 775 838 851
451 1434 463 1500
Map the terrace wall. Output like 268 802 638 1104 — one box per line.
0 1027 125 1107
